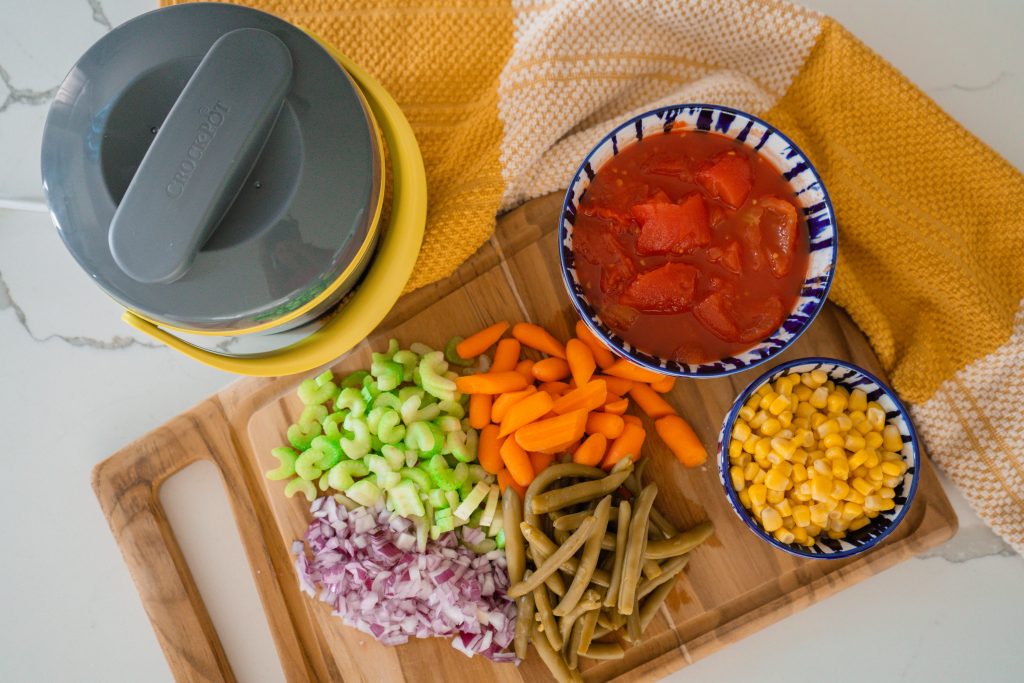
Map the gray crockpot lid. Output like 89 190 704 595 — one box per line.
41 3 380 332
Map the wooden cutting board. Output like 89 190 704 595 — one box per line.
93 193 958 683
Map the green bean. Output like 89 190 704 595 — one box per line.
523 527 567 596
557 590 601 646
266 447 297 480
553 507 620 531
508 518 595 598
617 483 658 615
531 464 632 515
580 642 625 660
555 496 611 617
624 472 676 539
533 586 563 651
642 559 662 580
591 624 612 641
637 555 689 601
626 594 641 643
523 463 606 527
566 617 583 671
520 524 612 587
639 573 678 634
502 489 526 585
576 606 600 655
643 521 715 559
513 578 534 659
604 499 631 609
531 623 579 683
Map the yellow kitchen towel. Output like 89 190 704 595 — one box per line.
167 0 1024 552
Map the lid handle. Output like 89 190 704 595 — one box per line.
109 28 293 284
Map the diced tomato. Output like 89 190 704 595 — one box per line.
631 194 710 256
601 259 636 296
619 263 699 314
758 197 799 277
696 152 753 208
573 225 623 265
737 295 785 343
738 215 763 271
599 303 640 331
708 240 742 274
693 291 741 342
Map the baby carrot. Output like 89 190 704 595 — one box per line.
604 358 664 384
529 451 556 474
491 338 521 372
538 381 571 396
552 379 607 415
514 409 588 452
601 422 646 470
469 393 492 429
596 375 635 396
497 468 526 498
655 415 707 467
566 339 596 388
649 375 676 394
499 391 555 438
572 433 607 466
501 435 535 486
455 321 509 359
456 371 528 395
532 357 571 382
586 412 624 439
604 398 629 415
622 414 642 427
628 383 676 419
477 424 504 474
515 359 535 384
492 387 537 423
512 323 566 359
574 320 615 369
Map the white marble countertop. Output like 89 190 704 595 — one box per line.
2 1 1023 681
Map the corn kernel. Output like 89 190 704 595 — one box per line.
865 509 879 519
755 383 771 397
767 450 785 466
730 466 745 491
743 434 760 454
882 425 904 452
848 449 870 470
817 418 840 438
793 526 809 543
792 463 808 483
810 369 828 386
851 477 874 497
774 375 793 393
748 483 767 507
825 446 846 461
778 410 793 428
775 498 793 517
729 439 743 460
765 468 789 492
792 504 811 526
879 497 896 511
866 405 886 430
812 459 833 477
849 389 868 412
865 431 884 449
777 428 795 439
774 527 796 544
879 486 896 500
794 385 812 401
767 488 785 504
759 391 779 410
825 497 841 513
752 502 765 517
868 465 884 482
743 461 760 481
826 530 846 540
775 460 794 478
795 402 815 419
749 410 769 430
738 488 752 508
794 428 814 448
752 469 767 485
811 475 832 502
738 405 756 421
754 437 772 459
854 419 873 435
733 421 752 443
822 433 845 449
792 448 809 465
761 508 783 532
836 414 854 432
810 413 827 429
844 433 866 452
809 387 829 409
841 501 863 520
845 488 866 505
883 475 903 489
735 452 752 468
849 517 870 531
783 517 795 529
760 418 782 436
832 456 850 480
827 392 849 414
768 394 791 416
831 479 851 500
771 437 797 459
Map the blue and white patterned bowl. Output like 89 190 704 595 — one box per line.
558 104 838 378
718 358 921 559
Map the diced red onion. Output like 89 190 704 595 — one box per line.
293 498 518 663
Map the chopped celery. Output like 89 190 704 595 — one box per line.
322 411 347 438
294 449 324 481
426 454 468 491
287 421 321 450
346 479 383 507
467 465 488 483
372 359 404 392
377 470 402 490
340 370 369 388
428 489 449 509
400 467 432 491
445 489 462 511
266 447 298 480
398 386 425 404
326 460 368 490
366 406 386 434
381 445 406 471
454 481 491 520
389 480 425 517
335 387 365 416
377 410 406 444
437 399 465 419
372 392 402 411
495 528 506 549
405 421 442 456
340 414 370 459
444 337 473 367
392 350 419 382
314 370 334 386
419 351 457 401
310 435 343 469
299 404 328 426
285 477 316 501
409 342 434 355
480 484 500 527
465 538 497 554
434 510 455 533
448 430 476 463
458 478 474 499
360 375 381 404
435 415 462 432
318 473 330 491
298 378 336 405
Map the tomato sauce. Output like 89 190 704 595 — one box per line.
571 130 809 364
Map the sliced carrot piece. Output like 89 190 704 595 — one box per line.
604 398 629 415
655 414 708 467
629 383 676 419
532 357 571 382
491 338 521 373
514 410 588 452
529 451 556 474
604 358 665 384
601 422 646 470
538 381 571 396
574 320 615 369
500 436 535 486
477 425 504 474
499 391 555 438
596 375 635 396
552 379 607 415
512 323 566 359
514 359 535 384
491 387 537 423
456 371 528 395
469 393 492 429
649 375 676 393
535 438 581 455
622 414 642 427
566 339 596 388
585 412 624 439
455 321 509 359
497 468 526 498
572 433 607 466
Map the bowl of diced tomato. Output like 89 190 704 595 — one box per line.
559 104 837 377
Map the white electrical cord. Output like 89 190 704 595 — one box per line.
0 198 48 213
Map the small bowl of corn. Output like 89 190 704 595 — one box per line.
717 357 920 559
